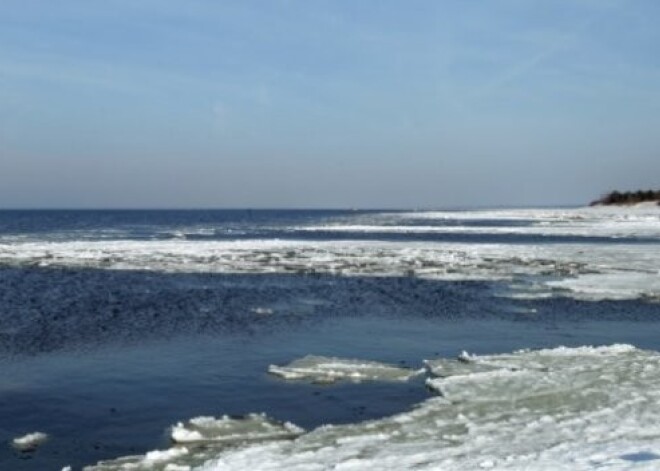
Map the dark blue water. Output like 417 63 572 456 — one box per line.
1 210 659 470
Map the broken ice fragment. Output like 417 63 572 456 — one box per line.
171 413 303 444
12 432 48 452
268 355 423 383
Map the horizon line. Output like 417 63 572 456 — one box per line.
0 204 585 211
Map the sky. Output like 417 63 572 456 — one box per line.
1 0 659 209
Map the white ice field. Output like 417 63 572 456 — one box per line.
78 345 660 471
1 205 659 301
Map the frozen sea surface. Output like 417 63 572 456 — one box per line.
200 345 660 471
1 206 659 302
0 208 659 470
80 345 660 471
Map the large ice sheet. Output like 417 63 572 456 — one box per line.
200 344 660 470
83 345 660 470
268 355 423 383
426 344 638 402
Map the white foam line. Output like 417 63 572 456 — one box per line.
294 222 660 238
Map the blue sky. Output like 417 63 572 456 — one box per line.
1 0 659 208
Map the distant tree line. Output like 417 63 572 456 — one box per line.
590 189 660 206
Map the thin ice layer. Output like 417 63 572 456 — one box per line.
268 355 423 383
171 414 303 444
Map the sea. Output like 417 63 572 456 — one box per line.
1 206 659 470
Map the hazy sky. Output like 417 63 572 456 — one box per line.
1 0 659 208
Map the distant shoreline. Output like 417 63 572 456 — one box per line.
590 190 660 206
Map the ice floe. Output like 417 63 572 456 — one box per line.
11 431 48 451
82 345 660 470
85 415 303 471
268 355 423 383
199 344 660 470
170 414 303 444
